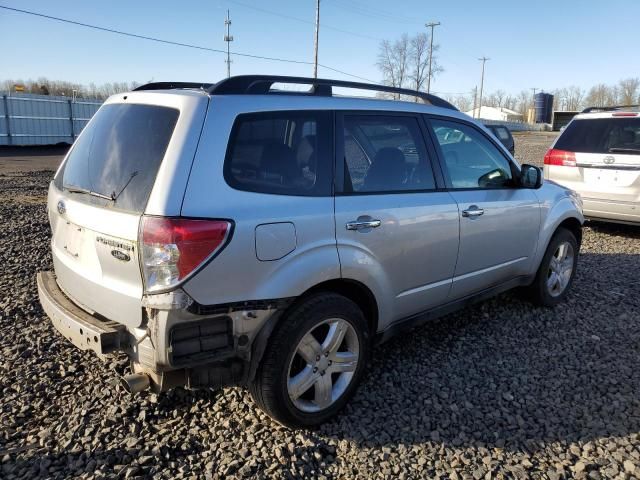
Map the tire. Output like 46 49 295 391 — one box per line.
526 228 579 307
249 293 370 428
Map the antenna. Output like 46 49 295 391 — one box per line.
224 10 233 78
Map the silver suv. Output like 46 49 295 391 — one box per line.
37 76 584 427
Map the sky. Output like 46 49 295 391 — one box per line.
1 0 639 98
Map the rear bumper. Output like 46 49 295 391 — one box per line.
37 271 282 391
582 197 640 225
37 271 127 355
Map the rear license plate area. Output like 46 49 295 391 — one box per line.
584 168 620 186
62 221 84 258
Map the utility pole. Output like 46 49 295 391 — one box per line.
224 10 233 78
477 57 489 119
313 0 320 78
425 21 440 94
529 88 538 123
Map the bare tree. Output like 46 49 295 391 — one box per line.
453 94 472 112
585 84 618 108
516 90 530 118
378 33 441 101
406 32 442 101
618 77 640 105
564 85 584 111
377 35 410 99
0 77 140 100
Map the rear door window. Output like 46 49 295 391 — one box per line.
224 111 332 196
555 117 640 154
341 115 436 193
58 103 179 213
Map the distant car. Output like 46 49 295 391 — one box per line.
485 124 515 155
544 105 640 225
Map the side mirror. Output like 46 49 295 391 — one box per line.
520 164 543 189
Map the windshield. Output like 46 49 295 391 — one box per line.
555 117 640 154
57 103 179 213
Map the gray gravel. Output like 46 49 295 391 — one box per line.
513 131 558 168
1 137 640 479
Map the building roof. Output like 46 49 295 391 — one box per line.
464 105 521 116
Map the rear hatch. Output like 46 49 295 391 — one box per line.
547 115 640 202
48 91 208 329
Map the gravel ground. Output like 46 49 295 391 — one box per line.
1 136 640 479
513 132 558 167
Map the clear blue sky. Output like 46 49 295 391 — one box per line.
1 0 638 96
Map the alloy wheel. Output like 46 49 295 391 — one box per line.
287 318 360 413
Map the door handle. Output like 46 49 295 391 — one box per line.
346 219 382 230
461 205 484 217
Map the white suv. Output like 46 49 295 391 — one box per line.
544 105 640 225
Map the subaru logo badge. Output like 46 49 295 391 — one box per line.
111 250 131 262
603 156 615 165
57 200 66 215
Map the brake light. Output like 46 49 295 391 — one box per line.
141 217 231 292
612 112 638 117
544 149 576 167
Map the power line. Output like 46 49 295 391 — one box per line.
325 0 422 25
0 4 374 82
226 0 381 41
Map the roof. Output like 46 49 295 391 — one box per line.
465 106 521 116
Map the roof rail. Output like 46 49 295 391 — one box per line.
133 82 213 92
582 104 640 113
207 75 458 110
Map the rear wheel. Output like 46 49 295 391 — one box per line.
249 293 369 428
527 228 578 307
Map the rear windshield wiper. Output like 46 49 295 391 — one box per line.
65 185 113 201
609 147 640 154
110 171 139 203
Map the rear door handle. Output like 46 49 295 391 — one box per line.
346 219 381 230
461 205 484 217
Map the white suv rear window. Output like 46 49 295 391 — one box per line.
555 117 640 154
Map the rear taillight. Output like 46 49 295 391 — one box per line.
612 112 638 117
140 217 231 292
544 148 577 167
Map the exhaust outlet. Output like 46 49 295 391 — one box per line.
120 373 151 394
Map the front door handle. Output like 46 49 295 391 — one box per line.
346 219 382 230
461 205 484 218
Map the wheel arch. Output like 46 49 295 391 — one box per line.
302 279 379 336
557 216 583 247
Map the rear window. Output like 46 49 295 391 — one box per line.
224 111 332 196
555 117 640 154
56 104 179 213
493 127 511 141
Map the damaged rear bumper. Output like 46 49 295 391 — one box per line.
37 271 127 355
36 271 289 392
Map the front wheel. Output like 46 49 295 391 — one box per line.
527 228 579 307
249 293 369 428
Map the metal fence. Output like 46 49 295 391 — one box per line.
0 92 103 146
481 119 548 132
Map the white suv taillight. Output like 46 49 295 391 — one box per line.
140 216 231 293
